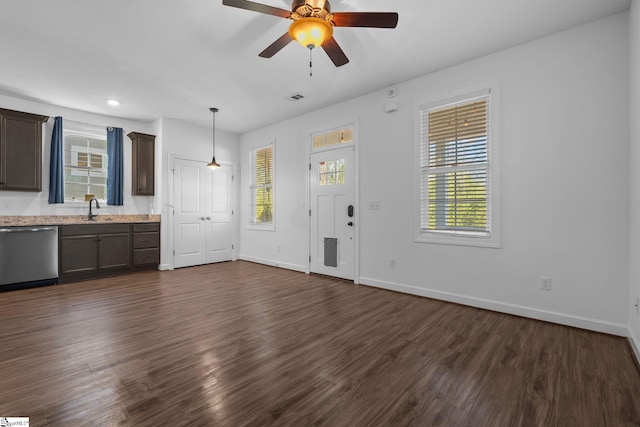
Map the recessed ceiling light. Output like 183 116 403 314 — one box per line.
107 99 120 106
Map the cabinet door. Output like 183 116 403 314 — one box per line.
0 109 48 192
60 234 98 275
98 233 131 270
129 132 155 195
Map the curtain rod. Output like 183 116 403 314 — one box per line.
49 116 116 131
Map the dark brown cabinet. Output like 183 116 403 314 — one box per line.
60 234 99 275
59 222 159 284
0 108 48 192
128 132 155 195
59 224 131 279
132 223 160 266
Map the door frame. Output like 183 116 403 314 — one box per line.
306 120 360 284
168 153 237 270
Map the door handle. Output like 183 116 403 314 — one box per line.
200 217 205 220
206 216 211 220
347 205 354 217
347 221 354 227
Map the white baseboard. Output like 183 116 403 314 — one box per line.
629 327 640 367
238 255 307 274
359 277 628 337
158 263 171 271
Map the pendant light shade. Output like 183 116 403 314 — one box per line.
207 107 221 169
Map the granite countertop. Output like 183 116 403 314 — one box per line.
0 215 161 227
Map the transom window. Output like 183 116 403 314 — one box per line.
313 128 352 149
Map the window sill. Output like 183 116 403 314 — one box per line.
415 231 500 248
248 223 275 232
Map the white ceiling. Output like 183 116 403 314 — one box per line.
0 0 631 134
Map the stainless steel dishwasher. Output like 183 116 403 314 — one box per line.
0 226 58 289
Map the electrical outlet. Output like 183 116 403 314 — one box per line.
389 259 396 269
540 276 552 291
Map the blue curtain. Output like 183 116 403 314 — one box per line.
48 117 64 204
107 127 124 206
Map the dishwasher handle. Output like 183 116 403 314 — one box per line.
0 227 58 233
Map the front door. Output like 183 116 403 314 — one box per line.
173 158 233 268
309 146 355 280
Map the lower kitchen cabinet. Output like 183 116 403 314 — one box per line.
59 223 159 284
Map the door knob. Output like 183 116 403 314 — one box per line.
200 217 205 220
347 221 354 226
206 216 211 220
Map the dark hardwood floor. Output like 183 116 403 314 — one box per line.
1 261 639 426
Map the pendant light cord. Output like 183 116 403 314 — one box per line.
309 48 313 77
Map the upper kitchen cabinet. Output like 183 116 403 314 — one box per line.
0 108 48 192
128 132 155 195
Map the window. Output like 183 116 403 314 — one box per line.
64 130 108 202
249 145 274 227
416 88 500 247
313 128 352 149
319 159 345 185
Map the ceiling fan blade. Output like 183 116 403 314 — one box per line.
222 0 291 19
332 12 398 28
259 33 294 58
321 37 349 67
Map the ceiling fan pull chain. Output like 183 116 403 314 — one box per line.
309 48 313 77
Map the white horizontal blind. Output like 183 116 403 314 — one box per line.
249 146 273 225
420 93 490 235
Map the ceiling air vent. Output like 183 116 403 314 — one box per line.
287 93 305 102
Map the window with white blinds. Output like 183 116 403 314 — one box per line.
417 88 499 246
249 145 274 227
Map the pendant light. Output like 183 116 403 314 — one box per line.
207 107 221 169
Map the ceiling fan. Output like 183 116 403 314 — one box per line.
221 0 398 67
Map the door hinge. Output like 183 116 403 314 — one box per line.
309 163 311 170
232 244 234 250
309 255 311 262
173 250 175 256
309 209 311 217
232 210 234 215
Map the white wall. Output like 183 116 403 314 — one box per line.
240 12 630 335
159 117 241 269
0 94 155 216
628 0 640 360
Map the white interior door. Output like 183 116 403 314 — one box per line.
174 158 206 268
205 164 233 263
173 158 233 269
310 146 355 280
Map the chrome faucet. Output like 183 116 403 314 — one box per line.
88 198 101 220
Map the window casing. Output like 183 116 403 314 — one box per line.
416 87 500 247
64 129 108 202
249 145 274 229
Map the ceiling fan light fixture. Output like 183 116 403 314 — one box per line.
289 17 333 49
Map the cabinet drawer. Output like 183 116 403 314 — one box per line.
132 223 159 233
133 232 159 249
133 248 159 265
